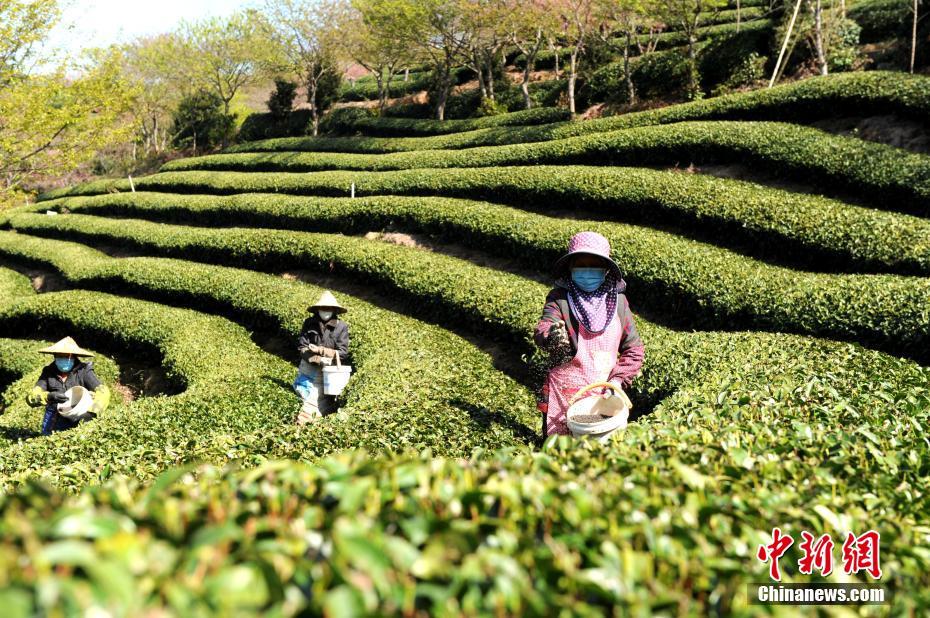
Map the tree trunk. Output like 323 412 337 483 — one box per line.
376 72 386 114
554 46 560 77
811 0 828 75
568 50 578 114
475 52 488 100
687 34 699 98
623 32 635 105
435 68 451 120
486 63 496 101
404 68 409 82
912 0 920 73
522 60 533 109
309 80 319 136
737 0 742 32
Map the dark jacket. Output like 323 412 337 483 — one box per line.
297 316 350 364
35 360 102 395
533 280 645 413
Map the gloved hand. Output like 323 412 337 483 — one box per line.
305 343 323 355
47 391 68 404
320 347 337 359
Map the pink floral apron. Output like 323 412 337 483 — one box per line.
545 314 624 436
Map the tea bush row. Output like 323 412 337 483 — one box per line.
39 165 930 276
7 209 930 364
219 72 930 155
169 120 930 216
340 107 570 137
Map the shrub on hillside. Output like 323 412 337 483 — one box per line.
171 90 236 153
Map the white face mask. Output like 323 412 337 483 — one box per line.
318 310 334 321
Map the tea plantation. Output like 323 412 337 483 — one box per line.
1 72 929 615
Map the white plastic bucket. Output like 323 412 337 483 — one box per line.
57 386 94 420
566 382 631 442
322 354 352 396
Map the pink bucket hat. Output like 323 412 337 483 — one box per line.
553 231 622 277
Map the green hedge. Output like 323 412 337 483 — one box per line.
848 0 911 42
220 72 930 155
8 209 930 363
337 71 432 102
43 164 930 277
166 120 930 218
342 107 571 137
2 350 929 615
0 232 539 484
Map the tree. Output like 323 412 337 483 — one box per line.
0 0 134 204
504 0 559 109
364 0 472 120
171 90 236 153
343 0 414 113
553 0 600 114
594 0 659 106
264 0 346 135
114 34 191 156
0 0 60 83
460 0 512 105
178 10 271 116
654 0 727 98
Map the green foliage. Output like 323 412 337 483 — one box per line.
171 90 236 153
340 107 570 137
848 0 911 42
828 18 864 72
9 201 930 363
169 118 930 218
223 72 930 154
238 109 314 141
0 349 929 614
267 79 298 117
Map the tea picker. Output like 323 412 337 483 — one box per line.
26 337 111 435
534 231 645 440
293 291 352 424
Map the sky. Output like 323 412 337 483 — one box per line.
46 0 255 57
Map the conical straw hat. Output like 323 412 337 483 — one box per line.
38 337 94 357
307 290 347 314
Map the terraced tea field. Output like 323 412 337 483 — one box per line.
1 71 929 615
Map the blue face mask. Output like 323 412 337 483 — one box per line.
571 267 607 292
54 356 75 373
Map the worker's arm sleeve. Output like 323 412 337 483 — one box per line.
534 292 563 349
297 319 315 360
609 295 645 389
334 324 349 364
82 363 102 390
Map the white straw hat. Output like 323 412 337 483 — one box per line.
38 337 94 357
307 290 347 314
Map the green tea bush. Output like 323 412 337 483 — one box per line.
7 209 930 363
44 162 930 276
2 361 929 616
342 107 571 137
164 120 930 216
218 72 930 155
848 0 910 42
238 110 313 141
